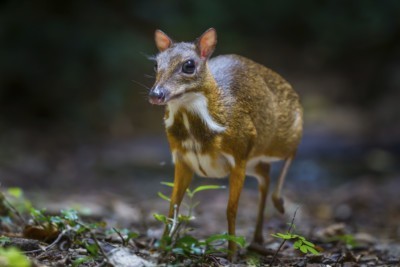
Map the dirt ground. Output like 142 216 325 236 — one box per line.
1 135 400 266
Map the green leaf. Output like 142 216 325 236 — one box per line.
293 234 305 241
85 243 99 256
72 257 93 267
157 192 171 202
0 247 30 267
49 216 63 224
293 240 302 249
191 185 226 195
302 239 315 247
153 213 168 223
271 233 293 239
178 214 194 222
186 189 194 198
159 235 172 248
127 232 139 240
328 234 357 248
305 245 320 255
161 182 174 187
61 209 79 221
175 235 202 255
299 245 307 253
206 233 246 248
30 208 48 222
7 187 23 198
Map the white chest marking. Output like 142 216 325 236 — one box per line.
182 113 190 131
164 92 225 133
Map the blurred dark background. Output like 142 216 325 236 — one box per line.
0 0 399 196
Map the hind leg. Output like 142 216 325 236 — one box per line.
272 156 293 214
251 162 271 244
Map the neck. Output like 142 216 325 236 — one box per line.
165 90 225 132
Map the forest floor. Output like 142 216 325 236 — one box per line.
1 135 400 266
0 174 400 266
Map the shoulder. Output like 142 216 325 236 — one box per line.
209 54 245 70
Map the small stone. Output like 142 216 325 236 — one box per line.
315 223 346 238
359 255 378 263
354 232 376 244
107 247 153 267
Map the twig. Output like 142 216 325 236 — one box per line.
90 232 111 263
75 221 111 263
270 207 300 266
0 191 26 225
169 204 179 238
112 227 126 246
24 228 71 254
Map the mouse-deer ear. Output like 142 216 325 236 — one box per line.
196 28 217 59
155 30 173 52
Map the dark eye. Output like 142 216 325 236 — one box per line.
154 62 158 72
182 60 195 74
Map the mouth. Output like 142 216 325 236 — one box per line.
149 92 184 105
168 92 184 102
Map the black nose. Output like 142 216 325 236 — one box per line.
149 87 166 104
149 89 164 99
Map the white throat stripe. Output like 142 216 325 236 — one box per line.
165 92 225 133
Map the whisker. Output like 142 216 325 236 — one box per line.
144 74 155 79
131 79 150 90
140 52 157 61
138 91 149 97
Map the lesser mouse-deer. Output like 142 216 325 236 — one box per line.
149 28 303 259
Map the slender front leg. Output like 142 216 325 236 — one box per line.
164 158 193 236
227 162 246 260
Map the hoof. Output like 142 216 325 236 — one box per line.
227 253 236 263
248 241 263 251
272 196 285 214
251 235 264 246
247 242 275 255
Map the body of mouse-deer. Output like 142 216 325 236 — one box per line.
149 28 303 259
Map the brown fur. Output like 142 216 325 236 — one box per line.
150 28 303 260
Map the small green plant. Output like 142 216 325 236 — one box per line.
155 182 227 239
28 207 110 266
0 187 144 266
2 188 110 265
154 183 246 263
271 231 319 254
110 228 139 246
0 187 32 227
270 208 319 265
328 234 357 248
0 247 31 267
